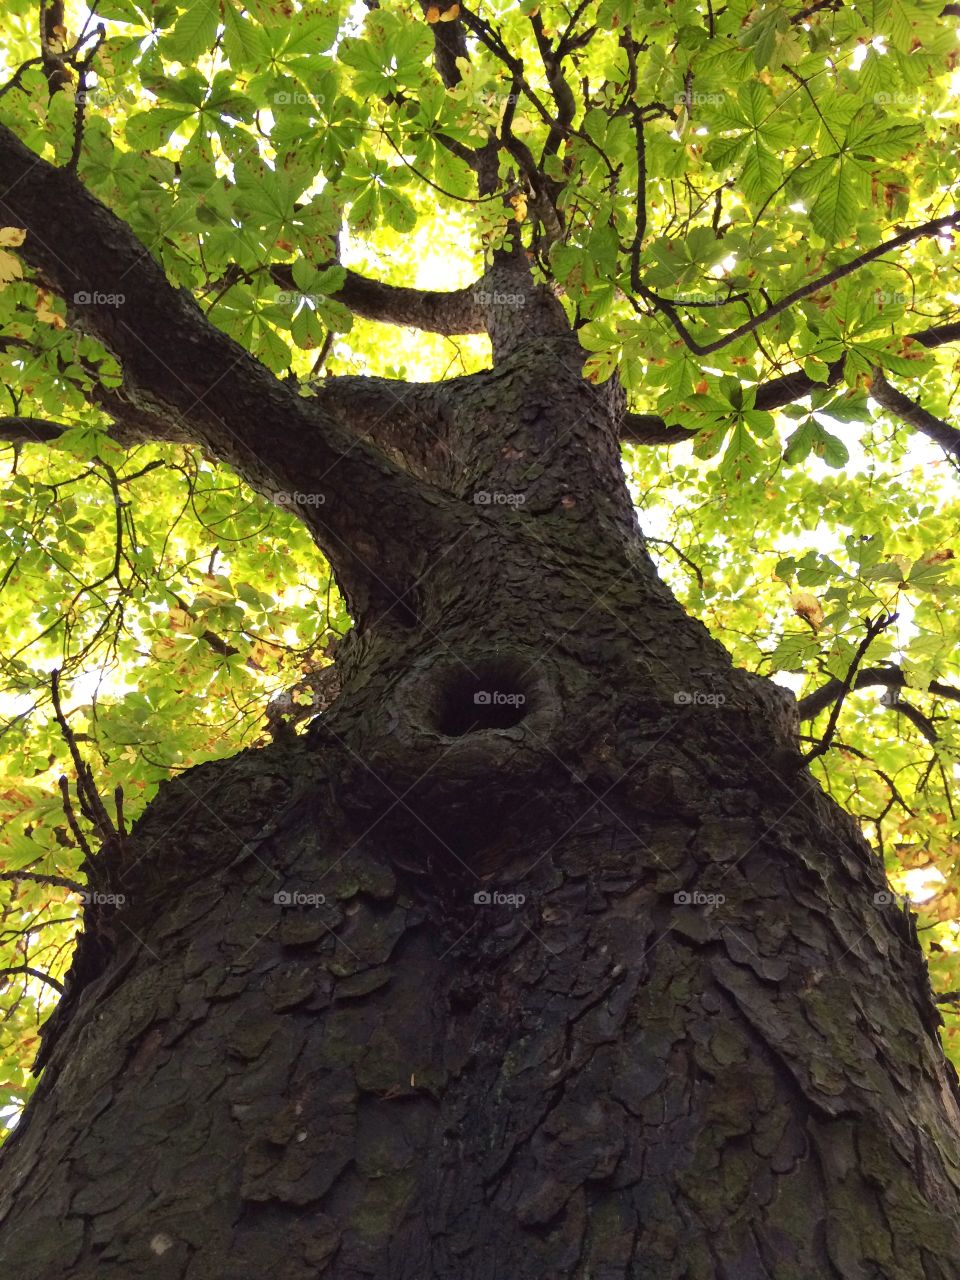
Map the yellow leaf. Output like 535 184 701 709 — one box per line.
35 290 65 329
792 591 824 632
0 250 23 288
439 3 460 18
510 192 527 223
0 227 26 248
426 5 441 21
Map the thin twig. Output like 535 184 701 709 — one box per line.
804 613 898 763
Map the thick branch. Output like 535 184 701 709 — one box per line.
39 0 70 95
0 123 464 620
0 869 83 893
270 263 486 335
0 965 64 994
745 321 960 420
621 413 696 445
621 318 960 447
791 0 844 22
529 11 577 158
638 212 960 356
0 416 75 444
869 368 960 456
417 0 470 88
307 375 452 479
798 665 960 721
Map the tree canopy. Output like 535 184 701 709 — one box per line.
0 0 957 1135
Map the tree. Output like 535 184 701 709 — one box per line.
0 0 958 1274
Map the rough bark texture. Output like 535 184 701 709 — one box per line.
2 124 960 1280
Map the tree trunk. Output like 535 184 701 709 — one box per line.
3 284 960 1279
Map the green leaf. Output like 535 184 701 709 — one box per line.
165 0 218 61
125 107 193 151
380 185 417 233
810 162 857 241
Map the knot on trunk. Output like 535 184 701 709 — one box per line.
344 648 563 868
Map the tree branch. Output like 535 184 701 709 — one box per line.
880 689 940 743
0 869 83 893
39 0 70 95
0 416 76 444
636 212 960 356
620 413 696 445
417 0 470 88
0 965 64 994
620 317 960 447
791 0 844 24
268 262 486 334
529 11 577 158
868 368 960 456
743 319 960 414
803 613 897 763
307 375 451 477
0 122 465 620
797 665 960 721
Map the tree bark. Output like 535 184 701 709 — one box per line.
3 339 960 1279
2 126 960 1280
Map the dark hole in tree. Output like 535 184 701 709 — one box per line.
435 663 531 735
